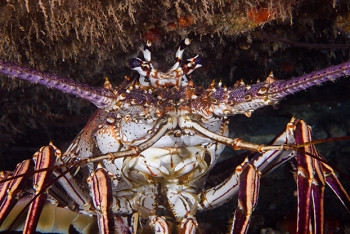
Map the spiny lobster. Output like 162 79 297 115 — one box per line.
0 38 350 233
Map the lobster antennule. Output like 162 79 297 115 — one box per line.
0 59 116 109
268 61 350 100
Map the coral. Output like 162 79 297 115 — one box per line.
247 7 272 24
0 0 296 66
143 28 163 42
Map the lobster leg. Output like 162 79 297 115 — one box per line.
0 145 83 233
199 118 350 233
0 144 60 233
292 121 323 234
198 118 297 212
51 165 92 212
23 143 60 234
291 120 350 234
88 164 115 234
322 163 350 212
230 160 260 234
0 160 33 227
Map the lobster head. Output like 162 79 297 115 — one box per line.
129 38 204 88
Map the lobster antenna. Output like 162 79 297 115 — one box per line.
0 60 117 109
292 136 350 148
268 61 350 100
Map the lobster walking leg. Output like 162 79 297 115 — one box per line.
0 144 64 233
23 143 60 234
230 160 260 234
293 120 324 234
88 165 115 234
291 120 350 234
199 118 350 234
0 160 33 226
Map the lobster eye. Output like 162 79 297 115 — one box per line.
129 58 142 69
194 55 204 66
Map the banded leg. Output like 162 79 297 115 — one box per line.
230 160 260 234
199 118 297 211
50 164 92 213
0 160 33 227
292 120 350 234
0 144 62 232
199 118 350 234
88 164 115 234
322 163 350 212
23 143 60 234
81 174 133 234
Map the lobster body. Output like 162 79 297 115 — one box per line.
0 39 349 233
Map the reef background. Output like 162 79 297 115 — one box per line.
0 0 350 233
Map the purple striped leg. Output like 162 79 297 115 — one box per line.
88 164 115 234
292 120 350 234
198 118 350 233
0 160 33 227
0 144 61 233
230 160 261 234
23 143 60 234
198 119 297 233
